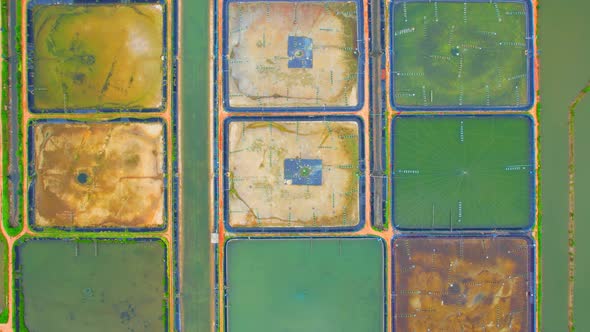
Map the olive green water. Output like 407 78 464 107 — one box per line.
392 1 529 107
539 1 590 331
17 239 166 332
574 96 590 331
225 238 384 332
393 116 533 230
179 0 211 331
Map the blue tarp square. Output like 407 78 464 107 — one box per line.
284 158 322 186
288 36 313 69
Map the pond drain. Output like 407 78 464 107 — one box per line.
77 172 89 185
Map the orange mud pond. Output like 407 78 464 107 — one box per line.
32 121 166 228
394 236 533 332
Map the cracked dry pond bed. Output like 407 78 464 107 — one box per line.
30 3 165 111
15 239 167 332
225 119 362 229
30 120 166 229
393 236 534 332
225 1 361 108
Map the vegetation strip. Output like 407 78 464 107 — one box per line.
568 80 590 332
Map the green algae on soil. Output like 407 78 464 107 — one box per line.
31 4 165 111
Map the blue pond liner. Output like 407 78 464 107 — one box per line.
26 117 169 233
388 0 536 111
287 36 313 69
222 115 366 233
26 0 169 113
222 0 366 112
284 158 322 186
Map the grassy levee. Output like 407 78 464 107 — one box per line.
538 1 590 330
1 2 10 320
3 0 23 238
180 0 211 331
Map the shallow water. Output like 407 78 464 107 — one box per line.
32 4 164 110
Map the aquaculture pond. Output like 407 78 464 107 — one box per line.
225 237 385 332
15 239 167 332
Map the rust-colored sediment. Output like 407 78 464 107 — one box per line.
33 122 166 228
394 237 532 332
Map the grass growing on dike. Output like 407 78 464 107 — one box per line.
392 1 529 108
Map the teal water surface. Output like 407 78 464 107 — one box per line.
226 238 384 332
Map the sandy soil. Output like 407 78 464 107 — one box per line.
32 4 164 110
394 237 532 332
32 121 166 228
227 2 359 107
227 120 360 228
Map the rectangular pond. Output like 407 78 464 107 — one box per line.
15 238 168 332
28 119 167 231
393 235 535 331
390 0 533 110
392 115 535 230
224 117 364 232
225 237 385 331
223 0 364 111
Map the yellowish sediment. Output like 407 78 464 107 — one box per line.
227 120 359 228
32 4 164 110
33 122 166 228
